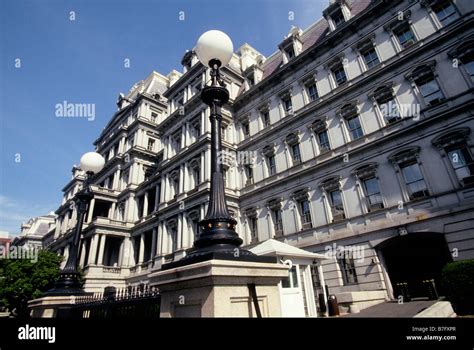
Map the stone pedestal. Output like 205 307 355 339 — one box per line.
149 259 288 317
28 295 77 318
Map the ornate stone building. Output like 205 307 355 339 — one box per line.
46 0 474 313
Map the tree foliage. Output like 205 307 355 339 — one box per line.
0 250 62 317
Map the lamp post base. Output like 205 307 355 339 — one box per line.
43 272 85 296
161 218 276 270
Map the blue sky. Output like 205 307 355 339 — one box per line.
0 0 326 234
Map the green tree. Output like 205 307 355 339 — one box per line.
0 249 62 318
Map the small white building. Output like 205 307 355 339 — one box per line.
250 239 328 317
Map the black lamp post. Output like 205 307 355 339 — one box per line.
162 31 271 269
46 152 105 296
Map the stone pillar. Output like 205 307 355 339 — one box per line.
143 192 149 217
86 198 95 223
156 223 163 256
97 234 106 266
177 214 183 250
88 234 99 265
118 238 125 267
138 234 145 264
79 241 87 268
151 227 157 258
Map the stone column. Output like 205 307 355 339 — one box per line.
138 234 145 264
86 198 95 223
151 228 157 258
79 241 87 268
97 234 106 266
88 234 99 265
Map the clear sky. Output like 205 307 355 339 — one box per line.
0 0 326 234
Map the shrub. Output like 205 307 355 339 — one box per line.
441 259 474 315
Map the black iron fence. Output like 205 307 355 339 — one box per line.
57 285 161 319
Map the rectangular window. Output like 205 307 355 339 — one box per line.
333 66 347 86
418 78 444 106
395 26 416 48
282 266 299 288
447 146 474 184
249 216 258 242
245 165 254 185
307 84 318 102
317 130 331 151
300 200 312 229
283 97 293 115
192 167 201 186
170 227 178 252
261 111 270 127
286 47 295 59
347 115 364 140
273 209 283 236
434 1 459 26
401 162 429 199
242 121 250 138
362 48 380 69
338 252 358 285
267 155 276 176
151 112 158 123
147 138 155 152
247 72 255 86
329 189 345 222
362 177 384 210
464 60 474 81
291 143 302 164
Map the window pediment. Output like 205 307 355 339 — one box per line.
384 10 412 32
291 188 310 201
388 147 420 165
245 207 258 217
337 101 359 119
368 83 394 103
263 144 276 157
448 39 474 63
432 128 471 149
405 61 437 82
309 117 328 132
267 198 283 210
353 163 378 179
319 176 342 192
285 132 300 146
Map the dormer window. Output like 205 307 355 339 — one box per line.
247 71 255 87
279 27 303 64
324 1 350 31
331 8 345 27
